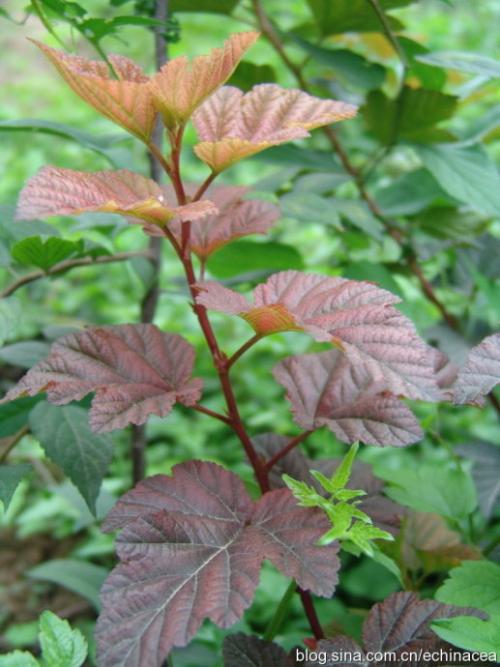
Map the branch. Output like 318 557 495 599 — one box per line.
366 0 409 68
191 404 231 425
1 252 150 298
227 334 262 369
131 0 169 486
265 431 314 471
0 426 29 464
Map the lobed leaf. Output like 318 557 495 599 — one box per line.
274 350 423 447
169 185 280 258
1 324 203 433
38 610 88 667
223 633 294 666
33 40 155 142
453 333 500 405
150 32 259 129
310 592 485 665
193 84 357 172
97 460 339 666
196 271 440 401
16 166 216 231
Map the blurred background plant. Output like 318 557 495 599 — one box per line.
0 0 499 664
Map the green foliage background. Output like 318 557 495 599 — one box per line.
0 0 499 664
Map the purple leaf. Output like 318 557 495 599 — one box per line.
196 271 440 401
1 325 202 433
223 633 294 666
97 461 339 666
453 333 500 405
169 185 280 259
273 350 423 447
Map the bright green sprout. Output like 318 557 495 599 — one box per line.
282 443 394 557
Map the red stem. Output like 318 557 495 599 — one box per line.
265 431 314 471
191 404 231 425
227 334 262 369
193 171 217 201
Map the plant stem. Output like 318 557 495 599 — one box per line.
265 431 314 471
298 588 324 639
191 404 231 425
193 172 217 201
131 0 169 486
30 0 67 49
366 0 409 68
227 334 262 369
263 580 296 641
0 426 29 464
1 252 151 298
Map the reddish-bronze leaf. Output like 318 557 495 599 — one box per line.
311 592 484 666
16 167 216 230
97 461 339 666
196 271 440 401
150 32 259 129
193 84 357 172
169 185 280 258
33 40 155 141
273 350 423 447
453 333 500 405
0 325 202 433
223 633 294 667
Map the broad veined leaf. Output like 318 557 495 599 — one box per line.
0 651 39 666
150 32 258 129
273 350 422 447
196 271 440 400
169 184 280 258
416 51 500 79
1 324 203 433
223 633 294 667
0 397 41 438
306 0 413 35
432 615 500 655
456 442 500 519
0 342 51 368
28 559 108 611
363 87 457 144
452 333 500 406
417 143 500 217
11 236 82 271
208 241 303 279
0 463 32 511
33 40 155 142
375 168 449 217
16 167 216 231
193 85 357 172
97 460 339 666
29 402 113 513
0 297 21 346
38 610 88 667
311 592 484 665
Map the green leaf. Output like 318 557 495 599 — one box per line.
435 561 500 614
399 37 446 91
377 465 477 521
207 240 304 279
170 0 240 12
38 610 87 667
0 397 41 438
0 119 129 167
417 143 500 217
0 298 21 346
329 442 359 493
11 236 83 271
228 62 276 90
292 37 385 90
414 207 490 243
0 651 39 667
0 342 51 368
307 0 413 35
431 616 500 654
343 262 403 297
0 463 32 511
253 144 346 173
29 403 113 514
363 87 457 144
416 51 500 79
329 200 385 240
432 561 500 655
280 192 342 229
375 168 449 217
29 560 108 611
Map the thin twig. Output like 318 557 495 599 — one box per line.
227 334 262 369
131 0 169 486
193 172 217 201
191 404 231 425
265 431 313 471
0 426 29 464
1 252 150 298
366 0 409 68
